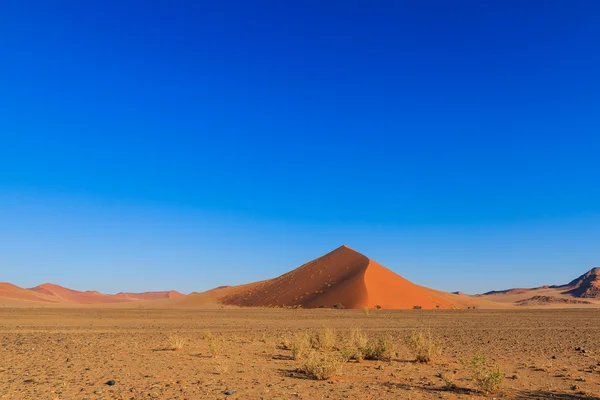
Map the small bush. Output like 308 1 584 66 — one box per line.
363 335 396 361
341 328 368 362
167 335 185 351
469 353 504 393
404 329 442 363
375 305 382 309
291 331 312 360
333 303 344 309
310 327 336 350
413 305 422 310
201 330 213 340
363 308 370 316
299 351 342 380
208 337 222 358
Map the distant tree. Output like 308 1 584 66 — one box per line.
333 303 345 309
318 305 326 308
375 305 382 309
413 305 422 310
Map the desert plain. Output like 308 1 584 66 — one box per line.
1 308 600 400
2 246 600 399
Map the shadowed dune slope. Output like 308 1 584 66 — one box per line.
215 245 504 310
558 267 600 298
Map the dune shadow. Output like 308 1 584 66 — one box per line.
512 391 600 400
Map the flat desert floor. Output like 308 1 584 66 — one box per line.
1 309 599 399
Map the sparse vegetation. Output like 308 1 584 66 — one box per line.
290 330 312 360
362 335 396 361
299 350 342 380
339 328 395 362
363 308 370 315
208 337 222 358
200 330 213 340
413 305 422 310
167 334 185 351
404 329 442 363
310 327 336 350
375 305 382 309
469 353 504 394
333 303 344 309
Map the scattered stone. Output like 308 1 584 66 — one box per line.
552 355 557 359
224 390 235 396
106 380 116 386
571 385 580 390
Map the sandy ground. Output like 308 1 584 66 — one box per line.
1 308 599 399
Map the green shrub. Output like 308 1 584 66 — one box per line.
469 353 504 393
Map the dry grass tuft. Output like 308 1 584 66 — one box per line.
200 330 213 340
404 329 442 363
310 327 336 350
299 350 342 380
167 335 185 351
208 337 223 358
291 331 312 360
340 327 369 362
363 335 396 361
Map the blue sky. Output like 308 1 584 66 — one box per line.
1 1 599 294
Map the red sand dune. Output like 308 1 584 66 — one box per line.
0 282 187 305
215 245 501 310
115 290 185 301
0 282 62 303
27 283 130 304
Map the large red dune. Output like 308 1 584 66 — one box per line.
213 245 502 310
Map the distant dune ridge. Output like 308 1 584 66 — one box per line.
479 266 600 306
0 282 184 305
1 247 598 309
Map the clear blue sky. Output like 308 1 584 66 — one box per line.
1 1 599 295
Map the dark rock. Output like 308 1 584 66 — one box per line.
106 380 116 386
224 390 235 396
